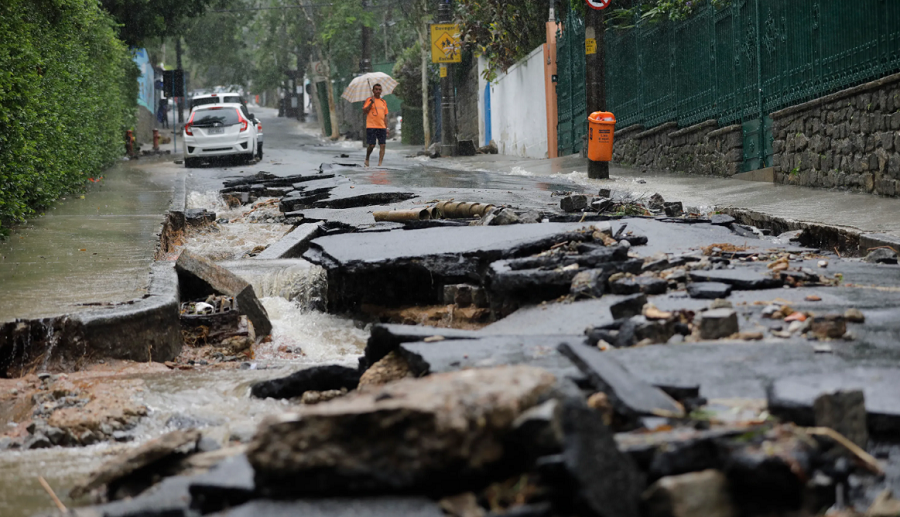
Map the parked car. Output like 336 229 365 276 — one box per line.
182 103 258 167
188 93 246 111
249 114 263 159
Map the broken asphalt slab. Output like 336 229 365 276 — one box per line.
254 223 323 260
608 340 850 400
303 223 596 311
558 342 683 418
767 367 900 435
398 334 583 380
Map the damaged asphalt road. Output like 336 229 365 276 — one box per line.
14 133 900 517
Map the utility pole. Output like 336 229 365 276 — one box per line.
585 3 608 179
176 38 184 125
360 0 372 143
437 0 456 157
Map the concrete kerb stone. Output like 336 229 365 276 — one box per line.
73 262 183 362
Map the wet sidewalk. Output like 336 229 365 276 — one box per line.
0 159 183 321
434 152 900 239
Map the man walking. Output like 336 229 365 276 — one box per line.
363 83 388 167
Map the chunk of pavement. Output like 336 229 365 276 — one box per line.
175 249 272 336
688 269 782 290
809 314 847 339
254 223 322 260
643 469 735 517
845 308 865 323
70 429 201 498
814 389 868 449
570 269 608 299
205 498 446 517
558 342 683 418
610 293 648 320
189 454 256 514
357 351 413 391
648 193 666 210
303 222 596 312
250 365 360 400
730 224 760 239
615 426 754 481
663 202 684 217
560 195 588 213
709 214 735 227
364 324 483 369
864 248 899 264
479 207 521 226
558 399 642 517
399 335 582 379
766 368 900 435
696 309 739 340
246 366 556 495
687 282 733 300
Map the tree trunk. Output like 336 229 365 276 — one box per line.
418 7 430 150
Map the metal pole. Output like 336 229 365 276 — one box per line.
172 76 177 155
438 0 456 156
586 6 608 179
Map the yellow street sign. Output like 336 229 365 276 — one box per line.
439 65 447 78
585 38 597 55
431 23 461 63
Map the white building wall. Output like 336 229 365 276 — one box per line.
480 45 548 159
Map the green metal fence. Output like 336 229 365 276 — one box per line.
556 7 587 157
562 0 900 167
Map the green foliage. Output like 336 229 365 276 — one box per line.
99 0 213 47
455 0 547 81
0 0 136 234
393 43 430 145
601 0 732 28
183 0 256 87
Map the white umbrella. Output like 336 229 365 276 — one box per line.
341 72 398 103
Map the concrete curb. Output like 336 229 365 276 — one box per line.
73 262 182 362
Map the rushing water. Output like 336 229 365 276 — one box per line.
0 190 368 517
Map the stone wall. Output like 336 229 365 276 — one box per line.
612 120 743 177
772 73 900 196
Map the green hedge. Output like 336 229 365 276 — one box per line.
0 0 137 234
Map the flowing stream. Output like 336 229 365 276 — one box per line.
0 191 368 517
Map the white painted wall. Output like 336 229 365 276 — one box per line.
479 46 548 159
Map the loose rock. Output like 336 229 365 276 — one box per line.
247 366 556 495
696 309 739 340
642 469 736 517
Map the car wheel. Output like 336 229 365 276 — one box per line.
257 143 263 160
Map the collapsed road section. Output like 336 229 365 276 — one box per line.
10 164 900 517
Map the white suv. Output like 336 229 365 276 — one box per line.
183 103 258 167
189 93 245 111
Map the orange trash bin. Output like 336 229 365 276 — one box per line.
587 111 616 162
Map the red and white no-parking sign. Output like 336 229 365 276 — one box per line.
586 0 611 10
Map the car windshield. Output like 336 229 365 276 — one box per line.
191 97 219 108
191 108 240 127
